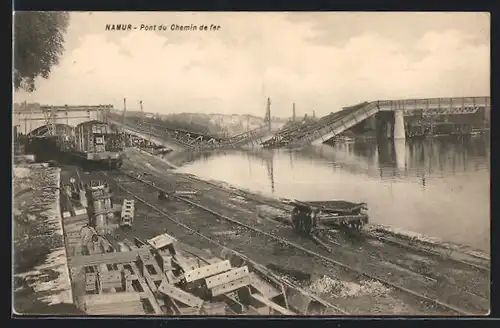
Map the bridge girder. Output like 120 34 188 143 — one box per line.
13 104 114 114
27 123 74 137
264 96 490 148
14 103 114 135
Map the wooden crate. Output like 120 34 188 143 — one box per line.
85 273 98 293
99 271 123 291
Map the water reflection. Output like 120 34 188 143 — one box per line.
297 135 490 183
176 135 490 251
266 151 275 193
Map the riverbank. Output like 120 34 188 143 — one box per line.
110 149 490 315
13 164 78 315
125 147 490 261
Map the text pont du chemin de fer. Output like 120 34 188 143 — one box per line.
105 24 221 32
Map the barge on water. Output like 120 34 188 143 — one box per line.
25 120 124 169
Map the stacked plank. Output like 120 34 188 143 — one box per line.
66 227 335 316
81 293 146 315
69 247 157 315
145 233 296 315
85 272 98 293
99 271 123 292
120 199 135 227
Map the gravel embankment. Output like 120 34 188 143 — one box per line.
13 164 79 315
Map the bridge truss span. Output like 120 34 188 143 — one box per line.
377 96 490 114
287 102 380 148
266 96 490 149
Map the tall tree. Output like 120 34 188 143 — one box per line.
13 11 70 92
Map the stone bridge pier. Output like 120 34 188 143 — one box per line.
375 110 407 171
376 138 407 172
375 110 406 142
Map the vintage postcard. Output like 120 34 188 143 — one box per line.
12 11 490 316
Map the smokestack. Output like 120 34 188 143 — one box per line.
313 110 316 119
292 103 296 122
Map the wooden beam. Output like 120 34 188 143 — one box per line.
69 248 150 267
128 262 164 314
251 294 295 315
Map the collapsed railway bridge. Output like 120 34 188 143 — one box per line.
106 97 282 151
262 96 491 149
13 96 490 154
13 98 282 152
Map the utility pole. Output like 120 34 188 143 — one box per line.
140 100 152 147
266 97 271 132
140 100 144 125
122 98 127 147
122 98 127 133
28 102 32 133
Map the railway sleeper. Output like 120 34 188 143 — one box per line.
106 171 481 315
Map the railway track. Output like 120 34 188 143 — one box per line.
122 151 490 302
125 150 490 287
130 149 490 273
97 167 489 315
182 174 489 272
69 168 347 315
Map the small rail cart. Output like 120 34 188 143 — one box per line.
289 200 369 235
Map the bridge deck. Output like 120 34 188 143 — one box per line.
265 96 490 148
16 103 277 151
114 119 275 151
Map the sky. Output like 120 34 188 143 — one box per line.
14 12 490 118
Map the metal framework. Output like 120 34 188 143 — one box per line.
14 103 114 136
112 96 274 151
268 96 491 148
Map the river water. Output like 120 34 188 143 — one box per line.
175 136 490 252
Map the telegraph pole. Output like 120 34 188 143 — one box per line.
266 97 271 132
140 100 152 147
122 98 127 133
140 100 144 125
122 98 127 147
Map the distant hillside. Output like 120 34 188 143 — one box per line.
281 116 319 131
13 103 291 136
112 110 289 137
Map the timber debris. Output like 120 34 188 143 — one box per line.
60 177 337 315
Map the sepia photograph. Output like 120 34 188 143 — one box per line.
12 11 490 316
